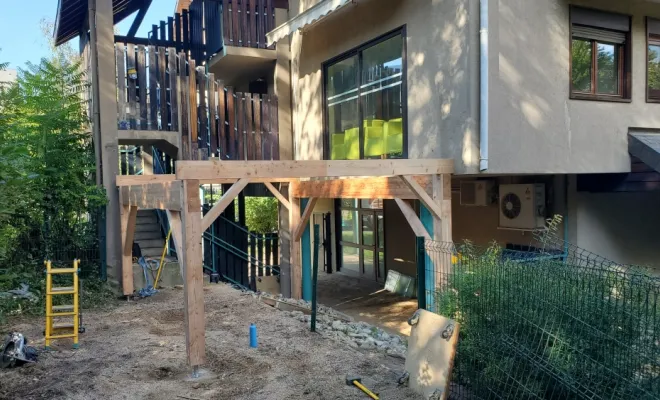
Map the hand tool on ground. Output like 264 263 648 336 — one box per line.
345 375 379 400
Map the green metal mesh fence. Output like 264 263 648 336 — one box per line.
420 233 660 399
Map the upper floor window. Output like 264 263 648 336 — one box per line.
324 29 406 160
570 7 631 101
647 18 660 102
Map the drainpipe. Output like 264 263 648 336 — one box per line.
479 0 489 171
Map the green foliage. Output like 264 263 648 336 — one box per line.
433 219 660 399
649 44 660 92
245 197 278 234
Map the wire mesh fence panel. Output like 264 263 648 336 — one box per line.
420 234 660 400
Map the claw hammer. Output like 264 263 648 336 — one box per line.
346 375 379 399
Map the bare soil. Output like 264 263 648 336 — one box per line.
0 283 417 399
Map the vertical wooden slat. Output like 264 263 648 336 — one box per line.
271 96 279 160
261 94 271 160
231 0 239 47
198 71 207 150
183 9 190 55
217 81 227 159
266 0 273 33
249 232 257 289
149 46 158 129
208 74 217 156
157 47 167 130
246 95 254 160
152 24 159 41
240 0 248 46
253 94 262 160
227 87 236 159
175 13 182 52
248 0 256 48
257 0 265 49
160 20 166 42
272 232 279 276
236 92 245 161
223 0 231 45
169 48 179 132
189 60 199 158
126 43 137 129
265 233 272 276
137 45 148 129
179 53 190 159
167 16 174 41
116 43 127 129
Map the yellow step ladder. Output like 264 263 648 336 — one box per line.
45 260 80 349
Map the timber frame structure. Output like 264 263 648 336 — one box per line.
117 158 454 368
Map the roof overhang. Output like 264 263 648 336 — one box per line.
54 0 150 46
266 0 355 46
629 130 660 173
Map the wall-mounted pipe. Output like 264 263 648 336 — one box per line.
479 0 489 171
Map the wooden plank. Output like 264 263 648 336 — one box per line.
394 198 431 240
261 94 270 159
169 48 179 132
231 0 239 46
439 174 452 242
270 96 279 160
208 74 217 156
120 182 183 210
126 43 137 129
120 205 138 295
227 87 236 159
257 0 265 48
201 178 250 231
116 174 176 186
293 176 430 199
289 183 301 299
158 47 168 131
175 13 182 53
180 179 205 367
240 0 248 46
189 59 198 145
179 53 190 159
294 197 317 242
253 94 262 160
137 45 148 129
236 92 245 160
198 70 208 150
264 181 290 209
175 159 455 180
266 0 273 33
249 0 257 47
116 43 127 129
246 94 255 160
401 175 443 220
222 0 231 45
167 16 174 41
149 45 158 129
217 81 227 159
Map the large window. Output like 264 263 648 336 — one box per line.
570 7 631 101
338 199 385 281
648 18 660 102
324 29 405 160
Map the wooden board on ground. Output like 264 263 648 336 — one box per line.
405 309 459 400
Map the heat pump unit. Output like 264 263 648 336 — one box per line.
460 181 493 206
499 184 546 229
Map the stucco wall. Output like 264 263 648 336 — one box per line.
489 0 660 174
291 0 480 173
574 191 660 270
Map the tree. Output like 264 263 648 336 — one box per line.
245 197 278 234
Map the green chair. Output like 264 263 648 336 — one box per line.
344 127 360 160
363 119 385 158
385 118 403 156
331 133 346 160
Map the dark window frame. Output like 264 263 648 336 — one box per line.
647 17 660 103
322 26 408 160
569 8 632 103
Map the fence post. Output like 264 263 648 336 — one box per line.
311 224 320 332
416 236 426 311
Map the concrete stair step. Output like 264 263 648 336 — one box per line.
137 209 156 216
141 247 165 257
135 224 161 233
134 230 162 240
137 215 158 225
137 239 165 248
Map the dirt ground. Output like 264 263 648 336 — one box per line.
0 283 418 400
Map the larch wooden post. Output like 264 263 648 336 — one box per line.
289 181 302 299
120 204 138 296
91 0 121 288
180 179 205 370
433 174 453 286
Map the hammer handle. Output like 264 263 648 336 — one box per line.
352 380 379 400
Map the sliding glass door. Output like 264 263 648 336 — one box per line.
338 199 385 282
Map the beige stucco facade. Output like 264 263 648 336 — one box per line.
488 0 660 174
290 0 480 174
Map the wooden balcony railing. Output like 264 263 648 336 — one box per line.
114 44 279 161
216 0 277 51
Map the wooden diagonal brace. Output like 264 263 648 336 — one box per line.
201 178 249 232
294 197 318 242
264 181 291 210
394 198 431 240
400 175 443 220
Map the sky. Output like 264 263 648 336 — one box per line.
0 0 177 69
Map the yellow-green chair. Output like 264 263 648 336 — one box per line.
385 118 403 156
344 127 360 160
331 133 346 160
363 119 385 158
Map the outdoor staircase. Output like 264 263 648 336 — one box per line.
135 210 166 258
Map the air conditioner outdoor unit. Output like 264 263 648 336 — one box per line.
460 181 493 206
499 184 546 229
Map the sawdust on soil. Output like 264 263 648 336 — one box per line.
0 283 418 399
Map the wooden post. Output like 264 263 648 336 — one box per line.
289 182 302 299
180 179 205 370
120 205 138 296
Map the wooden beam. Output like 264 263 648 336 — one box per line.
201 178 249 231
175 159 454 180
394 198 431 240
293 176 431 199
264 182 291 210
294 198 318 242
180 179 205 367
401 175 443 220
120 182 182 210
120 205 138 295
289 183 302 299
117 174 177 186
